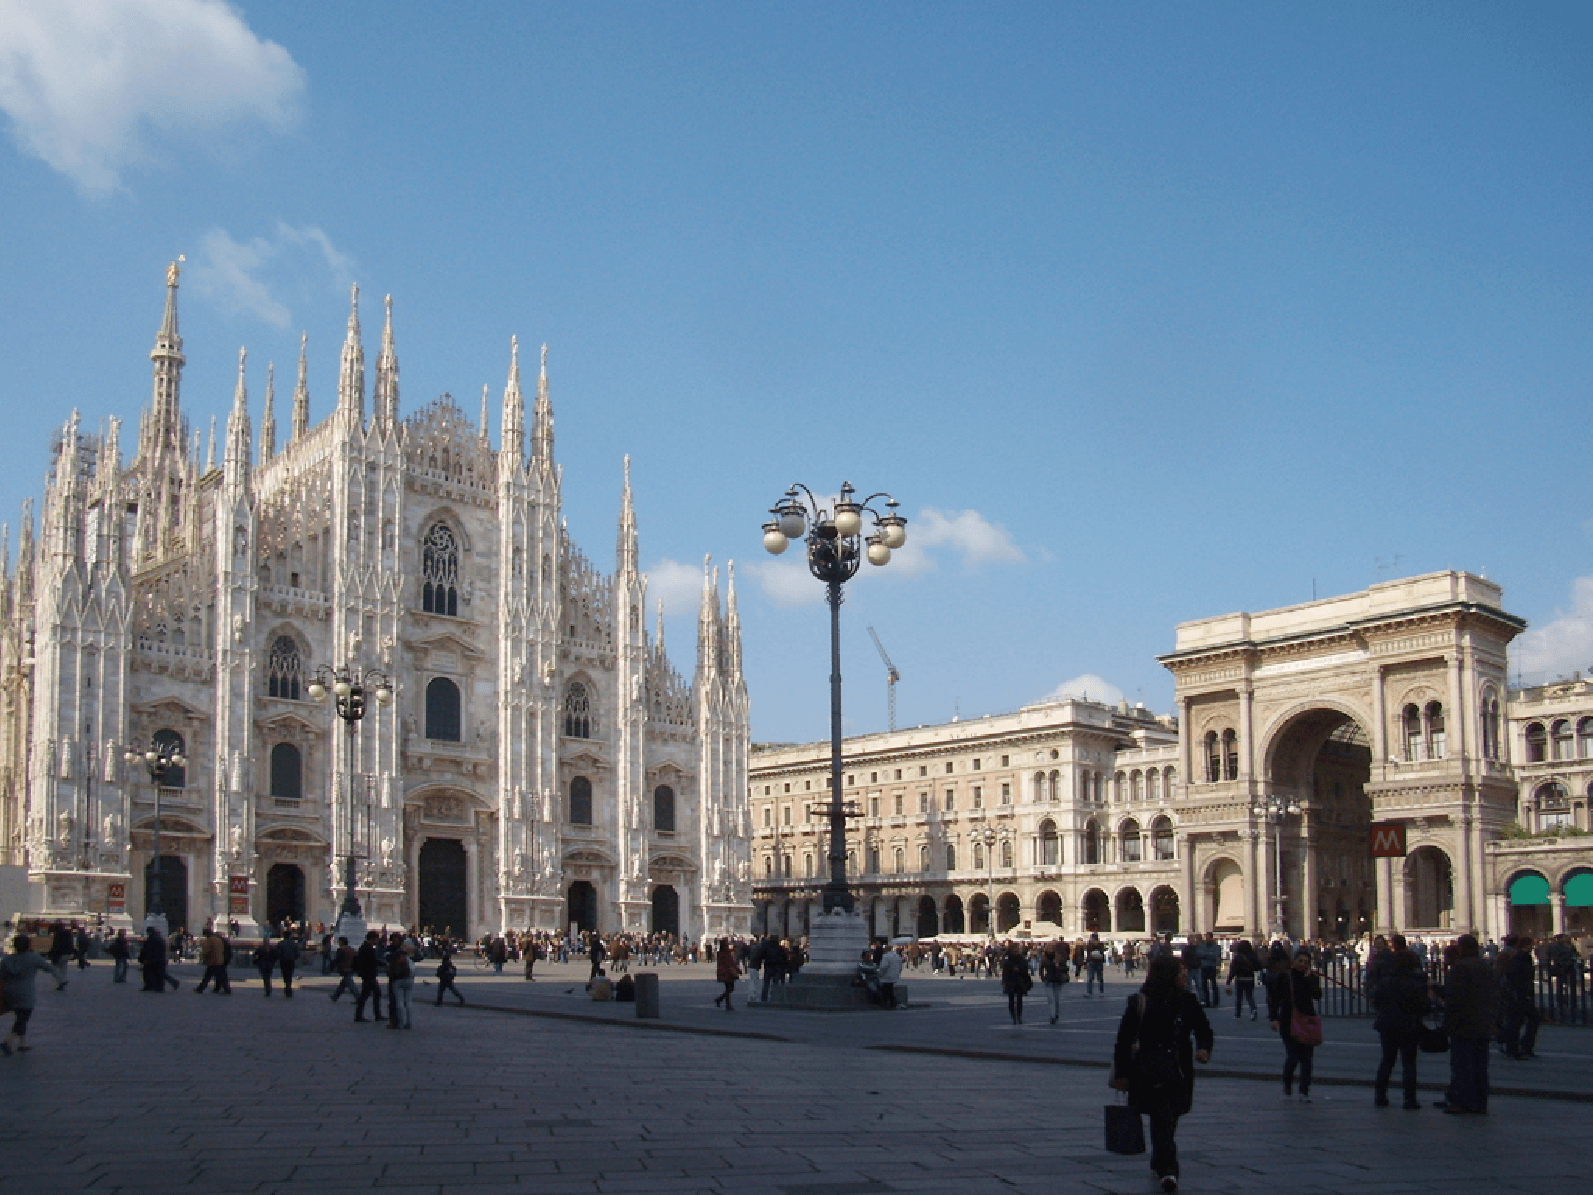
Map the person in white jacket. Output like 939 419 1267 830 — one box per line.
877 945 903 1009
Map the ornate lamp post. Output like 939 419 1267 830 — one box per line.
762 483 906 914
124 737 186 932
308 665 392 937
976 825 1011 937
1250 794 1301 940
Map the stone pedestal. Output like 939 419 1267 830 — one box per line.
762 907 880 1011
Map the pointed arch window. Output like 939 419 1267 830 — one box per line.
266 635 302 700
425 677 461 742
421 522 460 615
569 776 593 825
563 682 593 739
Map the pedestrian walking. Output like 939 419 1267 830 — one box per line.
46 922 72 987
1084 934 1106 997
329 937 358 1001
712 938 740 1011
1442 933 1500 1115
353 930 384 1022
1040 942 1070 1023
139 926 179 991
877 943 903 1010
1110 953 1214 1193
252 935 278 996
1267 947 1322 1102
107 929 130 983
1001 941 1032 1024
435 950 466 1005
1225 939 1260 1020
386 933 414 1029
1 934 66 1055
1499 935 1540 1060
1370 948 1428 1109
195 927 232 994
276 932 301 998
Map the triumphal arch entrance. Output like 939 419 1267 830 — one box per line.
1160 572 1523 940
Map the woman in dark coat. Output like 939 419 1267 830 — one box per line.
1225 939 1261 1021
1267 947 1323 1102
1371 948 1429 1109
1111 953 1213 1193
138 927 170 992
999 942 1032 1024
712 939 740 1011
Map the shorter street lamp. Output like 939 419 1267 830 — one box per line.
1250 794 1301 939
124 738 186 931
976 826 1010 937
308 666 392 934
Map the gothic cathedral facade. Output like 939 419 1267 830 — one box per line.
0 266 753 941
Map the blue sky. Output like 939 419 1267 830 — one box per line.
2 2 1590 743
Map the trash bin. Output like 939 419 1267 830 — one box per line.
634 971 660 1019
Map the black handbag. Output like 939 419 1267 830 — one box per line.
1418 1022 1449 1053
1104 1100 1146 1155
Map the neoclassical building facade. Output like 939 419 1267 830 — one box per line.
752 572 1589 943
0 266 752 940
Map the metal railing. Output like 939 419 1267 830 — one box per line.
1310 950 1591 1026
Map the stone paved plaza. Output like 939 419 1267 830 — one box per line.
0 959 1587 1195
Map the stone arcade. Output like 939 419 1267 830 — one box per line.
0 266 752 940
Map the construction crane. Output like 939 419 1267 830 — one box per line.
867 626 901 731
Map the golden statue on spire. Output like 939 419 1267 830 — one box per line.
166 255 185 286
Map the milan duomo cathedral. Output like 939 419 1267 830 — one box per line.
0 264 753 941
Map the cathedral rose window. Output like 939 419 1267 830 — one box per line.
422 522 459 615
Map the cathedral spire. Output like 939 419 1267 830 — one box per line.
696 554 720 677
291 332 309 441
724 559 743 681
225 347 251 478
479 385 490 445
500 336 525 464
337 284 365 428
532 343 553 464
145 258 186 455
259 362 277 465
655 597 666 653
617 455 638 575
205 414 216 472
374 293 399 434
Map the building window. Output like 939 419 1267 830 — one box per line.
919 766 928 777
1525 721 1546 763
1535 782 1571 831
425 677 461 741
1427 702 1446 760
1038 819 1059 866
1120 818 1142 862
870 772 878 783
869 796 879 817
973 786 984 810
803 853 814 877
653 785 676 832
894 794 904 815
945 843 956 870
1033 771 1046 803
973 842 985 870
944 789 955 811
1403 705 1423 761
919 844 930 870
1000 755 1009 767
1222 729 1238 780
563 682 593 739
782 805 791 826
894 769 901 780
1000 839 1013 868
269 742 302 800
972 758 981 771
266 635 302 700
998 782 1009 805
1551 719 1573 761
945 762 954 774
1579 717 1593 760
1204 732 1221 782
1083 821 1100 865
762 806 771 828
1152 817 1175 860
867 845 880 873
569 776 593 825
893 847 905 874
917 792 927 813
421 522 460 615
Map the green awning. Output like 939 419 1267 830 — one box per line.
1565 870 1593 908
1508 873 1550 906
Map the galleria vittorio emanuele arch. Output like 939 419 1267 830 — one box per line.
751 571 1586 944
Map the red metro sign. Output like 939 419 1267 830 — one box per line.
1369 822 1408 858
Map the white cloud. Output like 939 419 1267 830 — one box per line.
642 557 708 618
1041 673 1125 706
909 507 1026 570
190 223 356 329
0 0 305 195
1512 575 1593 684
742 557 826 607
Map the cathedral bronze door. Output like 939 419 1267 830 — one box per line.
266 864 306 930
418 838 468 937
144 855 188 932
567 881 598 934
650 885 679 937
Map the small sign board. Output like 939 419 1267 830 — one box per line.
107 883 125 914
1369 822 1407 858
228 874 250 915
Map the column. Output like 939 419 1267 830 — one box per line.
1180 837 1197 935
1551 892 1566 936
1242 830 1260 937
1375 856 1393 935
1371 665 1387 765
1238 681 1254 783
1257 826 1273 938
1391 865 1407 932
1177 697 1192 788
1455 816 1474 932
461 838 478 938
1300 825 1318 940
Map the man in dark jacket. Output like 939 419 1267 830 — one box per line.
353 930 384 1022
276 932 301 998
1442 934 1500 1114
138 926 171 992
1500 935 1540 1059
1371 948 1429 1108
